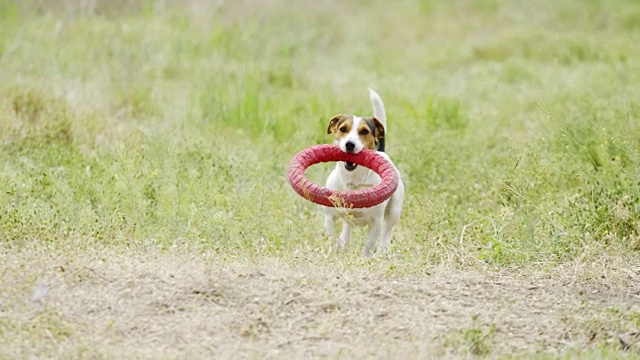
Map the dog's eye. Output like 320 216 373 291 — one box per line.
359 129 370 136
339 126 348 133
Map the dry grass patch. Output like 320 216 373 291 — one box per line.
2 246 640 359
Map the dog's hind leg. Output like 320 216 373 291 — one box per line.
380 189 404 252
380 216 398 252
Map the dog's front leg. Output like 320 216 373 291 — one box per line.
363 221 383 258
337 222 352 251
324 212 336 241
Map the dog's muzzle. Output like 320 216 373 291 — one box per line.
345 162 357 171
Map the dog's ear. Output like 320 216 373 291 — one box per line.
372 117 385 139
327 114 345 134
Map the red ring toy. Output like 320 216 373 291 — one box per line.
288 144 399 208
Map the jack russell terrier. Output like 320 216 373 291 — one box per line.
324 88 405 257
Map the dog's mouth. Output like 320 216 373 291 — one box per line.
344 162 357 171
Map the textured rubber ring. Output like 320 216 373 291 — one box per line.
288 144 399 208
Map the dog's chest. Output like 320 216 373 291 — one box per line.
338 167 381 190
341 209 373 226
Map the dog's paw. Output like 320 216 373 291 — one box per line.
361 247 374 258
377 242 392 255
330 243 346 253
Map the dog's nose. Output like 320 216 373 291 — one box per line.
345 141 355 152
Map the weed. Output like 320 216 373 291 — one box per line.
444 315 496 357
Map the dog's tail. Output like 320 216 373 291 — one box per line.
368 88 387 131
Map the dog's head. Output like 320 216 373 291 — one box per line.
327 114 385 170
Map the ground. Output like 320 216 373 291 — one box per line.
2 247 640 358
2 0 640 358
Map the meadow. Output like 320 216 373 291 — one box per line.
1 0 640 358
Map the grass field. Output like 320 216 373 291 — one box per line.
2 0 640 358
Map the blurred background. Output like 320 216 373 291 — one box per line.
1 0 639 264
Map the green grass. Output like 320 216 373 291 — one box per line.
1 0 640 357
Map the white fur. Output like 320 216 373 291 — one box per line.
368 87 387 128
324 89 405 257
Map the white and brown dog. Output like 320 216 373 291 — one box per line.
324 88 405 257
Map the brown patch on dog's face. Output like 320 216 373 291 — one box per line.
361 117 385 150
328 115 386 152
372 117 385 141
327 114 353 139
358 117 377 150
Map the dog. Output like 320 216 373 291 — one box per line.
323 88 405 257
